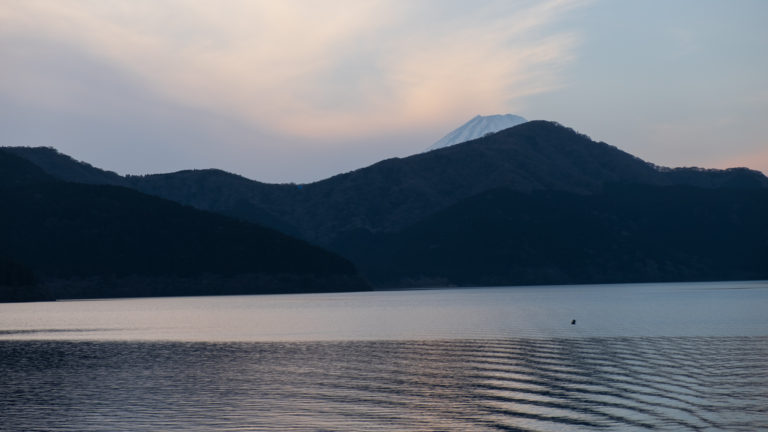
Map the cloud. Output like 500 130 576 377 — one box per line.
1 0 586 140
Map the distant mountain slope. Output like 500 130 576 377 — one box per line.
333 184 768 287
1 147 303 236
230 120 762 243
113 120 768 288
7 120 768 248
0 257 44 302
142 122 768 244
0 149 53 185
427 114 527 150
128 169 304 238
0 150 367 301
3 146 126 186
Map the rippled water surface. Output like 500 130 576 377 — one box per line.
1 281 767 431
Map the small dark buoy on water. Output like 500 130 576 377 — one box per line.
571 319 576 325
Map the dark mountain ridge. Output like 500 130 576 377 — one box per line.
0 149 368 301
0 148 54 185
333 184 768 287
7 121 767 247
3 146 125 186
5 121 767 289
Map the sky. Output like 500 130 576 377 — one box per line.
1 0 767 183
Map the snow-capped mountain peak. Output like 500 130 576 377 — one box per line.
427 114 527 151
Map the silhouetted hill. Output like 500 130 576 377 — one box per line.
3 146 126 186
0 257 47 302
657 165 768 188
0 150 367 301
0 148 305 238
332 184 768 287
132 121 668 243
6 121 768 289
0 149 53 186
56 121 768 245
7 122 767 247
127 169 304 238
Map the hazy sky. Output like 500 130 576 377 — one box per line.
2 0 767 183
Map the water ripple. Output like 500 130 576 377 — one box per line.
1 337 766 431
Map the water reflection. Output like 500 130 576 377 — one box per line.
2 337 766 431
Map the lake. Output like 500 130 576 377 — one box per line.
1 281 767 431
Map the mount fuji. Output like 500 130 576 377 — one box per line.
427 114 527 151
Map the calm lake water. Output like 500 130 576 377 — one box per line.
1 281 767 431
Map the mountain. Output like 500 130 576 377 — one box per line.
333 184 768 287
3 147 305 237
6 121 768 288
0 149 368 302
7 122 768 246
121 121 768 245
427 114 527 151
0 147 54 186
2 146 126 186
0 257 44 302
